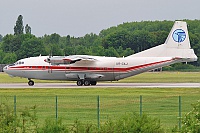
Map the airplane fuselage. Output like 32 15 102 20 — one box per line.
4 55 181 82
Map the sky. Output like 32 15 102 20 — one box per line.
0 0 200 37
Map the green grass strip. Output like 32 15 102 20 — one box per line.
0 87 199 132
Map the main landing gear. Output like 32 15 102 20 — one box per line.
28 79 34 86
76 80 97 86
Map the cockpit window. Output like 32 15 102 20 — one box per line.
14 61 24 65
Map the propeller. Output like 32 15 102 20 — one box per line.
44 46 53 64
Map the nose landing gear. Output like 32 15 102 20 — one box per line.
28 79 34 86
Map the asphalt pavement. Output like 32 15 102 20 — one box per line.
0 83 199 88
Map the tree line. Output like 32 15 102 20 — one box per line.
0 15 199 67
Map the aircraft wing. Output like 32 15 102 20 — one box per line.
63 55 96 62
44 55 97 65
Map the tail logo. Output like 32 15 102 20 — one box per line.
172 29 186 43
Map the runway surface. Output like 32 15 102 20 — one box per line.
0 83 199 88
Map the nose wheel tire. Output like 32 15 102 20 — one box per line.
28 80 34 86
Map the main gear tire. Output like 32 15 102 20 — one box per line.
77 80 83 86
84 80 90 86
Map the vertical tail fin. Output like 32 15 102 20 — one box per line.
127 21 197 62
165 21 191 49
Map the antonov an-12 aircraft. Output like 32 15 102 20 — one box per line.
3 21 198 86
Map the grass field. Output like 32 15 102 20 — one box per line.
0 72 199 132
0 87 200 132
0 71 200 83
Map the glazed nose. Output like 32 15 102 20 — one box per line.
3 65 8 72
